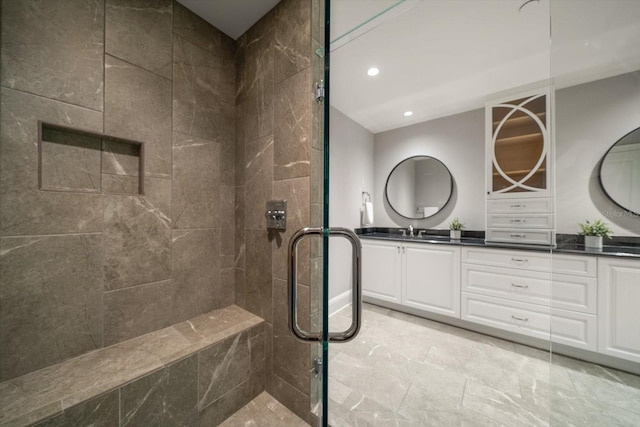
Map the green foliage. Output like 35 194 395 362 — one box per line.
449 217 464 231
578 219 612 238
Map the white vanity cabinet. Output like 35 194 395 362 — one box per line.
361 236 640 371
361 240 402 304
597 257 640 363
461 247 598 351
403 242 460 318
361 240 461 318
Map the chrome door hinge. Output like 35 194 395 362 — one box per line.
313 356 323 377
315 80 325 104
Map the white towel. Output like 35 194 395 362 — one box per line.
362 202 374 226
421 206 439 217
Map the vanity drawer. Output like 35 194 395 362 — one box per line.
550 307 597 351
463 247 551 272
487 198 553 214
462 265 597 313
463 265 551 306
552 273 597 314
462 292 551 340
486 228 553 245
487 214 554 229
461 293 597 350
551 254 597 277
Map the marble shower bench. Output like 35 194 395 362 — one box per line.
0 305 266 426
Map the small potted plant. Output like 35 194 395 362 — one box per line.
449 217 464 240
578 219 612 249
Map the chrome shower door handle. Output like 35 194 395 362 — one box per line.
288 227 362 344
326 227 362 343
288 227 322 343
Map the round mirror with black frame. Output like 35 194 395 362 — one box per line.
599 126 640 216
385 155 454 219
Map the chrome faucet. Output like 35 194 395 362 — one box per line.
418 229 426 238
408 225 414 237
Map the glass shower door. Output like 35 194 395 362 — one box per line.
288 2 364 426
548 1 640 425
306 1 640 426
323 1 556 425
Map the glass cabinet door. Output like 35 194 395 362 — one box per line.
491 93 549 194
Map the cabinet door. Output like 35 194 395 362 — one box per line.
403 243 461 318
361 240 402 303
487 91 550 197
598 257 640 363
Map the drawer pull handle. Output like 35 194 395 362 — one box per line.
511 257 528 264
511 315 529 322
511 283 529 289
510 234 527 238
510 204 526 208
510 219 525 223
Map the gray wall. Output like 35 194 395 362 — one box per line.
0 0 237 381
367 72 640 237
555 72 640 236
234 0 318 421
374 109 486 230
328 107 374 304
1 0 318 422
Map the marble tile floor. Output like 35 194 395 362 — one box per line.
325 303 640 427
221 392 309 426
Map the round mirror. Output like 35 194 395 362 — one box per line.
599 127 640 215
385 156 453 219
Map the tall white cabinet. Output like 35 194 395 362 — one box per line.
485 89 555 245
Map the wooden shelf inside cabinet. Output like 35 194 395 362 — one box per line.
494 133 543 145
492 112 546 128
493 168 546 176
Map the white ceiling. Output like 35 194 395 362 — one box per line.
330 0 640 133
177 0 281 40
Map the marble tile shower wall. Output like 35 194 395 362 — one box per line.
0 0 237 381
234 0 318 422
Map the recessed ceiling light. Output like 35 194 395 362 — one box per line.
403 111 413 117
367 67 379 77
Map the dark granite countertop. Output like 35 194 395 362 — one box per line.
553 242 640 258
357 229 640 259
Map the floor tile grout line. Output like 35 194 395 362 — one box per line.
395 383 413 422
460 378 468 407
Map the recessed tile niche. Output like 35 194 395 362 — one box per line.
38 122 144 195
